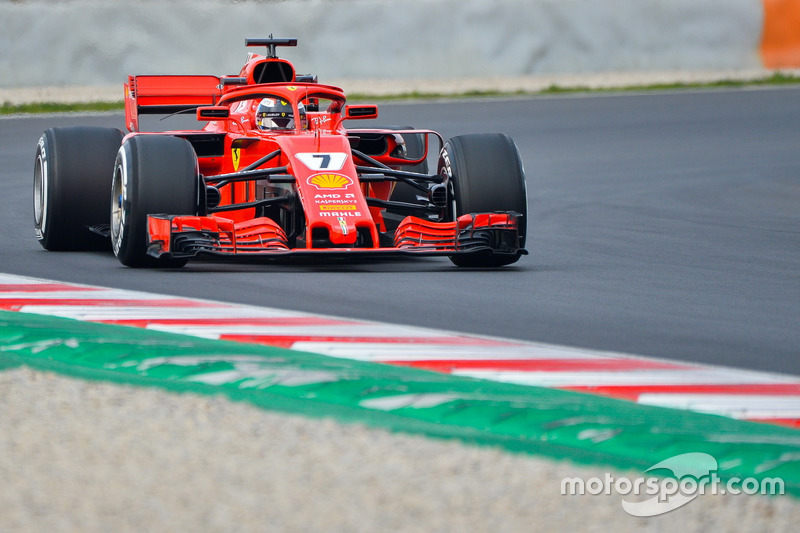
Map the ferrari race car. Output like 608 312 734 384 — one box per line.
33 37 527 268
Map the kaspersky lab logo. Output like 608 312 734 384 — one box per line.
561 452 785 517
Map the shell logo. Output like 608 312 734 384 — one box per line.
307 173 353 190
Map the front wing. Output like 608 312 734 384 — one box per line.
147 213 526 260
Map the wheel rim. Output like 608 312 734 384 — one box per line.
33 150 47 235
110 160 124 254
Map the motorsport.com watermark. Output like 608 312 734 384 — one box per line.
560 452 785 517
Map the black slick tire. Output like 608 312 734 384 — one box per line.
438 133 527 267
110 135 198 268
33 127 124 250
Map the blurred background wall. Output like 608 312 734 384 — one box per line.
4 0 798 90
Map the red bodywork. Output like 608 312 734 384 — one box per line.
123 43 523 261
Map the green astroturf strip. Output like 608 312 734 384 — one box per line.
1 309 799 495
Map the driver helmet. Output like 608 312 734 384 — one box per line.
389 134 408 158
256 98 307 131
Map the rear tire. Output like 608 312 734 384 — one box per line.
110 135 198 268
33 127 124 250
438 133 527 267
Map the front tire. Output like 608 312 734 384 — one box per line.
438 133 527 267
110 135 198 268
33 127 124 250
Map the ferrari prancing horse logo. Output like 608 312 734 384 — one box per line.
232 148 241 171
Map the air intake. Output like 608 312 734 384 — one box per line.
428 183 448 207
205 186 221 209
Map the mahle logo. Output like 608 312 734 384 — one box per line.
561 452 785 517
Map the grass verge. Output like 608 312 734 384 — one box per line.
3 72 800 115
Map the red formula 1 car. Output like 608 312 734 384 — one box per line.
33 37 527 268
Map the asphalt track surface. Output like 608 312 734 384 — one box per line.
1 88 798 376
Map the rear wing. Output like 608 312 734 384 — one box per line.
125 75 222 132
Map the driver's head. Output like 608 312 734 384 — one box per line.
256 98 294 130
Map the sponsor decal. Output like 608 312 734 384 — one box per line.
314 193 355 199
320 204 357 211
314 193 357 205
306 173 353 190
320 211 361 217
338 217 349 235
232 147 241 171
316 200 357 205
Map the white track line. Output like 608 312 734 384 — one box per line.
2 273 798 426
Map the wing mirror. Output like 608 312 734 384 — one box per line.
344 104 378 120
197 106 231 120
